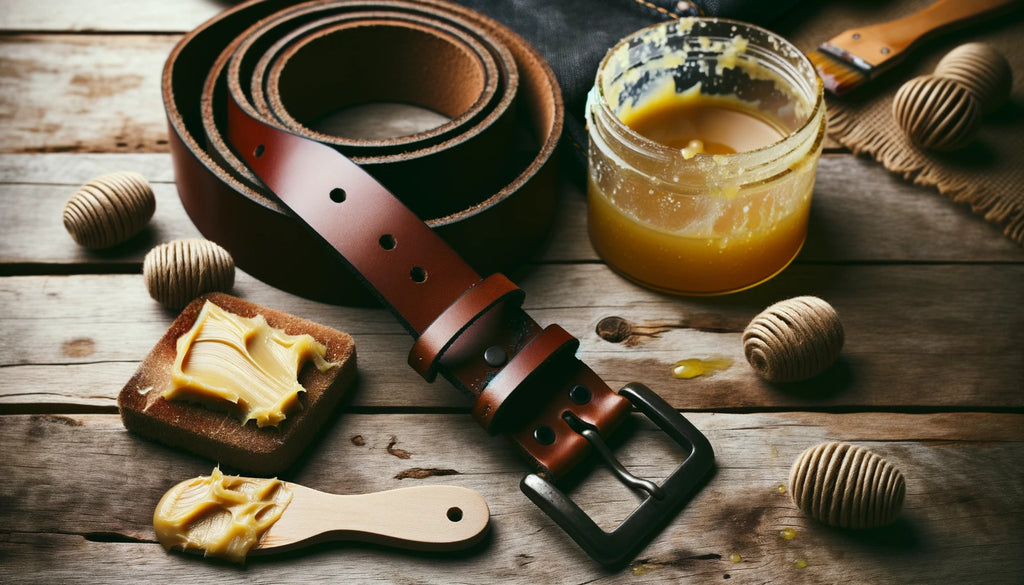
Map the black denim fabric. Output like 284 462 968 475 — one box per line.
449 0 805 173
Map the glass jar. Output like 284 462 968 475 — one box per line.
586 18 825 295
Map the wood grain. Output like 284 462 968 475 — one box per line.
1 1 1021 583
1 259 1021 412
0 35 177 154
2 153 1022 269
1 412 1021 583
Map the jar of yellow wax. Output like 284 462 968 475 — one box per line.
586 18 825 295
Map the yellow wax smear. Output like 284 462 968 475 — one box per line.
153 467 292 563
729 552 742 563
794 559 808 569
779 527 797 540
777 483 787 495
165 300 338 427
672 357 733 379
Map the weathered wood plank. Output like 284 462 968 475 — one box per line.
2 262 1021 412
2 153 1022 268
0 0 224 32
2 412 1021 583
0 35 177 154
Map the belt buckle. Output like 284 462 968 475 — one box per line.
520 382 715 566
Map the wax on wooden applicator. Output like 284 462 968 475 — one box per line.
153 467 490 563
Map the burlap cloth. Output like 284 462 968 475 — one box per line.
781 2 1024 245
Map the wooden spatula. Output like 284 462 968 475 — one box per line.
154 472 490 562
254 483 491 554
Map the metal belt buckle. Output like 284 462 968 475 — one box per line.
520 382 715 566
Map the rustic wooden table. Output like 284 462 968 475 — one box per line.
2 1 1022 583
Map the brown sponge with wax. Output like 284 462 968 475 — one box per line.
118 293 356 474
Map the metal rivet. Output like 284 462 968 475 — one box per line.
483 345 507 367
569 384 592 405
533 425 556 445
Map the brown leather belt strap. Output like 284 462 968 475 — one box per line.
164 0 561 305
166 1 716 564
167 0 633 478
225 95 632 476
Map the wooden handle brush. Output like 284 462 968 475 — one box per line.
807 0 1021 95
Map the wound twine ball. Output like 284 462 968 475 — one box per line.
934 43 1012 115
892 75 981 152
742 296 844 383
789 442 906 529
62 171 155 248
143 239 235 309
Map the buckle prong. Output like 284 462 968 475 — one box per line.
562 411 665 500
521 382 715 566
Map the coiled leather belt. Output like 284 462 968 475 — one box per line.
164 0 713 565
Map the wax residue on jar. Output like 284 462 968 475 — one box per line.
672 357 733 379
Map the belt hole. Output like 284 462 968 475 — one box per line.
569 384 592 405
533 425 556 445
329 188 347 203
379 234 396 250
410 266 427 283
254 144 265 158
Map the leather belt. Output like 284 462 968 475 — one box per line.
165 0 559 305
164 0 713 565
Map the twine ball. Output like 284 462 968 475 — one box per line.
789 442 906 529
143 239 235 309
62 171 155 248
935 43 1012 114
742 296 844 383
892 75 981 151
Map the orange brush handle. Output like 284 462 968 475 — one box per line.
830 0 1020 69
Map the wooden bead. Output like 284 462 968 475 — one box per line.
62 171 155 248
789 442 906 529
892 75 980 151
143 239 235 309
742 296 843 383
935 43 1012 114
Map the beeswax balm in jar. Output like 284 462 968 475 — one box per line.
586 18 825 295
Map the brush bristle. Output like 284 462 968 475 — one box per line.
807 49 869 96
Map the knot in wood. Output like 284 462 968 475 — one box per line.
935 43 1012 115
143 239 235 309
789 442 905 529
596 316 632 343
62 171 155 248
742 296 843 383
893 75 980 152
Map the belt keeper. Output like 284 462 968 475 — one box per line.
472 324 580 432
408 273 525 381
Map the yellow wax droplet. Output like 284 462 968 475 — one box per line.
672 357 733 379
681 138 705 159
632 566 648 576
779 527 797 540
729 553 742 563
795 559 808 569
777 483 787 494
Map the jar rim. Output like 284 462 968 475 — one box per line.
591 17 824 169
